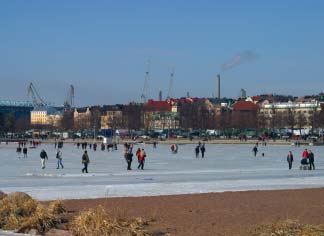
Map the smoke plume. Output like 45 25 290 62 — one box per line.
221 50 257 72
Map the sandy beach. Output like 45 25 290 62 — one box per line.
60 188 324 236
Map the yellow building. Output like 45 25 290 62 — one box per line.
30 107 63 127
73 107 92 130
100 105 123 130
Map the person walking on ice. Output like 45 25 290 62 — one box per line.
23 146 28 158
287 151 293 169
252 145 258 157
56 149 64 169
82 150 90 173
138 148 146 170
40 149 48 169
308 150 315 170
16 146 22 158
200 144 206 158
195 145 200 158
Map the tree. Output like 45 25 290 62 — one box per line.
296 112 307 135
286 108 296 135
122 104 142 134
59 111 74 131
90 106 102 137
4 112 15 133
14 117 30 133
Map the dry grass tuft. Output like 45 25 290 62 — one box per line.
48 199 66 215
0 192 66 234
251 219 324 236
18 205 61 234
70 205 149 236
0 192 38 229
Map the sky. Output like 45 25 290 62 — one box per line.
1 0 324 106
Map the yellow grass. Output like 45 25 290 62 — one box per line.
0 192 66 234
251 219 324 236
70 205 149 236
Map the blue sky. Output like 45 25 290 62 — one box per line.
1 0 324 106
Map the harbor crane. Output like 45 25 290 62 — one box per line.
63 85 74 111
141 60 151 103
27 82 47 108
167 65 175 99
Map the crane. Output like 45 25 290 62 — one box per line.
63 85 74 110
27 82 47 107
167 65 175 99
141 60 151 103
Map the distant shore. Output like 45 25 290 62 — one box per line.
1 137 321 146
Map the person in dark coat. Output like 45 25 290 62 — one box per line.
308 150 315 170
195 145 200 158
126 145 133 170
287 151 293 170
23 147 28 158
16 146 22 158
200 144 206 158
252 145 258 157
82 150 90 173
40 149 48 169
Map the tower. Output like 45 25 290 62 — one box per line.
217 74 221 100
167 65 175 99
141 60 151 103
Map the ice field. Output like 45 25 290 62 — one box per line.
1 142 324 201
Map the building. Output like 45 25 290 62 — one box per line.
0 100 33 122
143 99 179 130
100 105 123 130
30 107 63 127
259 100 322 130
73 107 92 130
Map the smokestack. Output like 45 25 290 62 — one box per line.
217 74 220 100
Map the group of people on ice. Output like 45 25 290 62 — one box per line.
285 148 315 170
284 148 315 170
195 142 206 158
123 143 147 170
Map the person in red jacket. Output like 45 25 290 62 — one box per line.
138 148 146 170
301 149 309 165
302 149 308 159
136 148 141 162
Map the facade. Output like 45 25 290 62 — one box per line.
73 107 91 130
30 107 63 127
100 105 123 130
143 99 179 130
0 100 33 121
259 100 321 130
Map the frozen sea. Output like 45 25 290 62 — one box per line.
0 142 324 201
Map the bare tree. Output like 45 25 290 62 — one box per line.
296 112 307 135
4 112 15 133
122 104 142 134
14 117 30 133
59 111 74 132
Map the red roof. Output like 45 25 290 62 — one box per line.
251 96 260 102
232 101 258 111
178 97 201 104
144 100 172 112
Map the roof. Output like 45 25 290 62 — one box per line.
232 101 258 111
144 100 172 112
0 100 33 107
251 96 261 102
32 106 62 115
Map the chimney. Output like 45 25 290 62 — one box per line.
217 74 221 99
